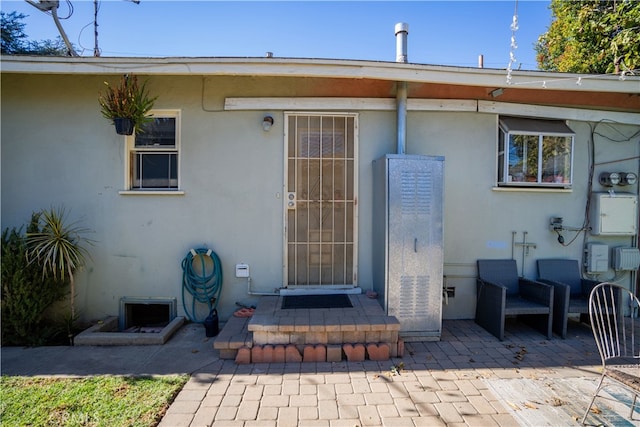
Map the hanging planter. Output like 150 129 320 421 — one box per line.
98 74 157 136
113 117 135 135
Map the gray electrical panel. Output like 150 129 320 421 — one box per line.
372 154 444 340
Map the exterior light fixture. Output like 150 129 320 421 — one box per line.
490 88 504 98
262 115 274 131
599 172 621 187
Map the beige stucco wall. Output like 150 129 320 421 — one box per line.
2 73 638 322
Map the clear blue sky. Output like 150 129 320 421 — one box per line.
2 1 552 70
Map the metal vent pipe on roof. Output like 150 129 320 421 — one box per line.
395 22 409 154
395 22 409 63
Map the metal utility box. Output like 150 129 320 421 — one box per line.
591 193 638 236
372 154 444 340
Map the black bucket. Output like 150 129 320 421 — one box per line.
204 309 219 337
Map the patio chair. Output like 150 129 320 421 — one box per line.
537 259 600 338
476 259 554 341
582 282 640 424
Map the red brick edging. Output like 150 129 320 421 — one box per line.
235 339 404 364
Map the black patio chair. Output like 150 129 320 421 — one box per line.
476 259 554 341
536 259 600 338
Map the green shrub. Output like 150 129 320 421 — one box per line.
1 215 69 346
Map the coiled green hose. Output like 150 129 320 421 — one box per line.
181 248 223 323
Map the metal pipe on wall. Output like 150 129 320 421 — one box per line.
634 155 640 298
396 82 408 155
395 23 409 155
246 277 280 296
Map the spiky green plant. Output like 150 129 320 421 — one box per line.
26 207 94 321
98 74 157 134
1 217 69 345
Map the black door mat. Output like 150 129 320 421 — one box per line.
281 294 353 309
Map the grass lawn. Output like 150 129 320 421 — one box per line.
0 375 189 427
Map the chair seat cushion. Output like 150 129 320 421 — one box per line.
504 296 550 315
568 298 588 314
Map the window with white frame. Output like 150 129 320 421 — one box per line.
498 116 574 188
125 110 180 191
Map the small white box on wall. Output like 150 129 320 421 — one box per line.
235 263 250 278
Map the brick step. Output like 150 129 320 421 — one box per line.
212 316 253 360
234 340 405 364
248 295 401 349
213 295 404 362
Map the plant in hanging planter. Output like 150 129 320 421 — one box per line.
98 74 157 135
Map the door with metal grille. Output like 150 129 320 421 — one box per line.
285 114 358 288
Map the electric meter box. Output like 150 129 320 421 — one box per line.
590 193 638 236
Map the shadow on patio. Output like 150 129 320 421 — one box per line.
183 318 636 426
3 318 637 426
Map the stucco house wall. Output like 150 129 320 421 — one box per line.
407 113 639 318
2 65 639 323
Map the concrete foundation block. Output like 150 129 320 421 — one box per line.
343 331 366 343
219 349 237 360
326 345 343 362
365 331 381 343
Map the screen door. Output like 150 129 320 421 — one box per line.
285 114 358 288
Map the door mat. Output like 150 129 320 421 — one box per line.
281 294 353 309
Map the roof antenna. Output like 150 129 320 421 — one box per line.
93 0 100 56
93 0 141 57
25 1 78 56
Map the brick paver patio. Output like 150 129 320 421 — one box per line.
159 318 625 427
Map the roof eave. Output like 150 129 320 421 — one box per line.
1 55 638 94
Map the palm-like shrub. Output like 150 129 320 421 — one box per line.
26 207 94 321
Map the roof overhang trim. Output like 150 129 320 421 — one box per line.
1 55 638 95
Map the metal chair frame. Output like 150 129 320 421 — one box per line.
582 282 640 424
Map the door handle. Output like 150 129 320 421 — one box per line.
414 238 418 253
287 192 296 209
